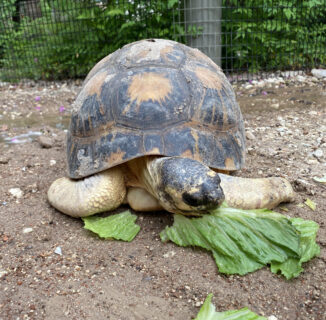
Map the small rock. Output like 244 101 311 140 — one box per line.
296 75 306 82
267 148 278 156
258 148 277 157
247 147 255 155
268 316 278 320
246 131 256 140
23 227 33 234
256 80 265 88
54 246 62 255
311 68 326 79
0 157 9 164
0 270 8 278
50 159 57 166
313 149 323 158
271 103 280 109
26 183 38 193
163 251 176 258
306 159 319 165
9 188 24 198
38 136 53 148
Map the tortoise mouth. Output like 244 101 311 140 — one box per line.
172 197 224 216
181 185 225 214
182 185 225 207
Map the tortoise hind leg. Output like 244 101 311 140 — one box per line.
47 167 126 218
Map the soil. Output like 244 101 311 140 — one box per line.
0 77 325 320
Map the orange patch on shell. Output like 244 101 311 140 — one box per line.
195 67 222 90
99 104 106 115
181 149 193 158
224 157 236 170
84 70 108 97
181 149 202 162
147 147 161 154
107 150 126 165
128 72 172 105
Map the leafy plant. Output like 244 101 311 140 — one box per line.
222 0 326 72
1 0 325 80
0 0 182 80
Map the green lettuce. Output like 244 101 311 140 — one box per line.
82 210 140 242
194 294 266 320
270 217 320 279
160 205 320 279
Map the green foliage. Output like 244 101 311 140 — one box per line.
222 0 326 72
1 0 325 80
0 0 181 81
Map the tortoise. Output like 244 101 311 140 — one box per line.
48 39 295 218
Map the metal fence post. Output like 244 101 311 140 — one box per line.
184 0 222 66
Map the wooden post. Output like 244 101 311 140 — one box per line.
184 0 222 66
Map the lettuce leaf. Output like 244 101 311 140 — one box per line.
82 210 140 242
270 217 320 279
160 205 319 278
194 294 266 320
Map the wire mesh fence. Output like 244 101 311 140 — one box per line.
1 0 325 82
174 0 326 80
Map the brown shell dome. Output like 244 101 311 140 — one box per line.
67 39 245 179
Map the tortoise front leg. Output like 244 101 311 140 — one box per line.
47 167 126 218
219 173 296 209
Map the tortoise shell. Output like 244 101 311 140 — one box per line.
67 39 245 179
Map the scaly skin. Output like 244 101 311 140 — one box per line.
48 157 296 217
219 173 296 210
47 167 126 217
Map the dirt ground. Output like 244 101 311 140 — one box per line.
0 75 325 320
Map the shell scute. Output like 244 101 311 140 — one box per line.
144 134 164 154
116 39 186 69
107 67 190 130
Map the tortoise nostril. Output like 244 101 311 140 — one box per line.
182 192 202 207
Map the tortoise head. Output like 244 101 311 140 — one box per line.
150 157 225 215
